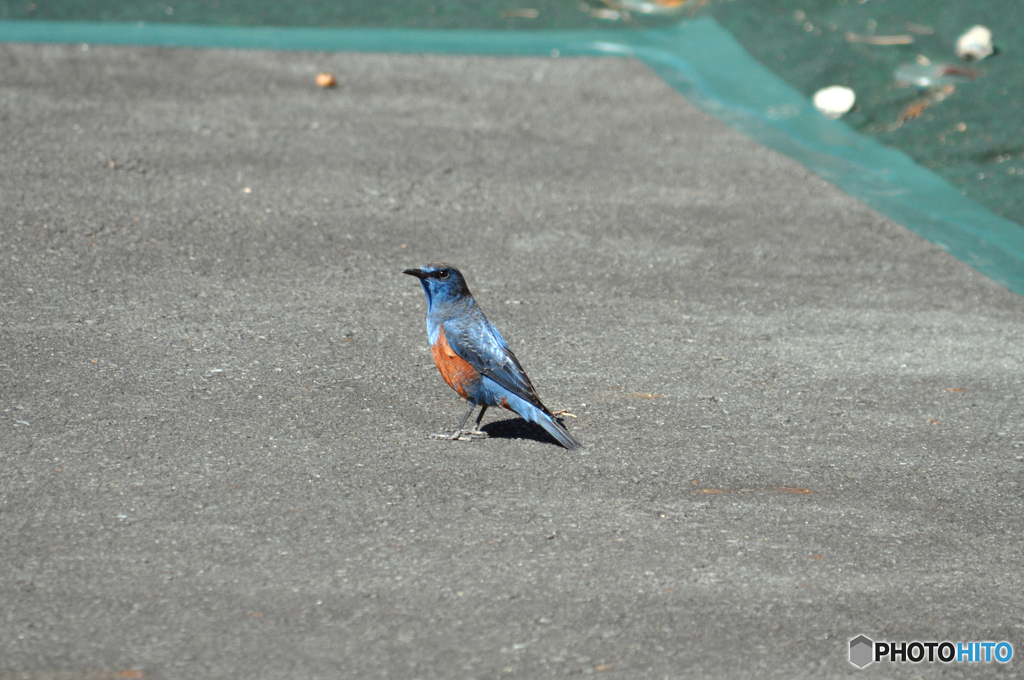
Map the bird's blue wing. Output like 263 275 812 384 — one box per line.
442 315 548 412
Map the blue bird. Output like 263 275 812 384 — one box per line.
404 263 582 451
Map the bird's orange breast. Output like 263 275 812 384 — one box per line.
431 326 479 399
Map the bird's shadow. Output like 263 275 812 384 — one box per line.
480 417 566 448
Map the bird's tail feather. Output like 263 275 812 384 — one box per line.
507 395 583 451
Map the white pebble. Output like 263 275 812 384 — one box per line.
813 86 856 119
955 25 994 60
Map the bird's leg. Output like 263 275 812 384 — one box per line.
449 403 477 438
431 403 488 441
454 405 489 438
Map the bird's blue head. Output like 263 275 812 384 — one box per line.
403 262 472 312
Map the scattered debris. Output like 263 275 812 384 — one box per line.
956 25 994 61
616 0 688 14
813 85 856 119
315 72 336 88
499 8 540 18
895 62 977 88
845 32 914 45
883 84 955 131
895 98 934 126
903 22 934 35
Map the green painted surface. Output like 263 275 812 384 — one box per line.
0 0 683 30
701 0 1024 232
1 16 1021 295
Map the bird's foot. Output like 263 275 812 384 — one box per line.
430 429 489 441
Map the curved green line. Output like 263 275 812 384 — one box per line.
3 18 1022 295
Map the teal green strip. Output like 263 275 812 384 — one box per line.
0 19 626 55
3 18 1022 295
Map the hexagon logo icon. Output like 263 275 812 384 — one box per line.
849 635 874 668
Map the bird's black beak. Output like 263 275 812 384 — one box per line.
403 268 428 279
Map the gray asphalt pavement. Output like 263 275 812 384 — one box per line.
1 43 1023 679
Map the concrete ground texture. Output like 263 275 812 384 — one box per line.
1 43 1022 679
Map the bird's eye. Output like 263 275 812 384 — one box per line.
438 269 450 280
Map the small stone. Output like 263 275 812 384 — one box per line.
315 72 337 88
813 85 856 119
955 25 994 61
